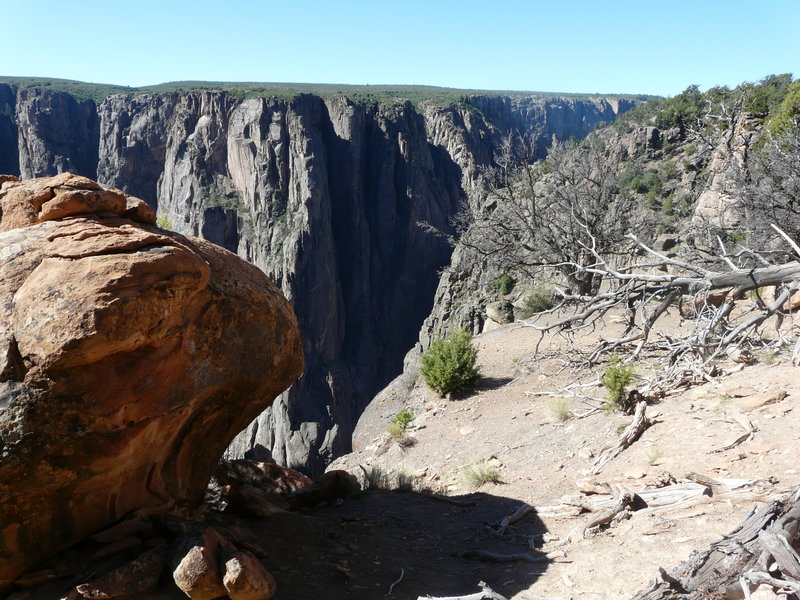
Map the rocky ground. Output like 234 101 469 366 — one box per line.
320 309 800 600
11 309 799 600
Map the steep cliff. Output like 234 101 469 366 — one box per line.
0 84 18 175
4 85 631 474
15 88 99 179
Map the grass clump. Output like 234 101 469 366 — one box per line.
459 460 500 489
520 286 555 318
601 353 634 410
387 407 415 440
394 469 416 492
548 398 571 422
361 466 391 490
421 329 479 396
646 444 663 465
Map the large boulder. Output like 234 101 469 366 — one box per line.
0 173 303 590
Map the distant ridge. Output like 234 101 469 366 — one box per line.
0 75 659 105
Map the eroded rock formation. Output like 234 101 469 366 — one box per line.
0 173 303 590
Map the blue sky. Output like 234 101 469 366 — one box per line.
1 0 797 97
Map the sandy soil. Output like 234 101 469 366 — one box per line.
14 310 800 600
329 309 800 599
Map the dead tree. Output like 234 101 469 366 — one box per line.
522 226 800 372
630 486 800 600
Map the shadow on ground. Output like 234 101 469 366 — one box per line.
476 376 515 391
15 489 549 600
219 489 550 600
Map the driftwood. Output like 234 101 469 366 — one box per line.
387 568 404 595
462 550 566 564
495 503 534 534
424 493 477 507
630 487 800 600
591 402 651 474
416 580 508 600
537 478 776 519
565 490 639 543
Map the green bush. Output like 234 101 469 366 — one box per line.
492 273 516 295
601 353 634 406
387 408 415 439
421 329 479 396
520 287 555 318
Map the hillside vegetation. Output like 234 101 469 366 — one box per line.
0 75 657 105
437 74 800 364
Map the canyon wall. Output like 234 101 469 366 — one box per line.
0 82 631 474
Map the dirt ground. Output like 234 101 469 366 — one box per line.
328 310 800 599
12 309 800 600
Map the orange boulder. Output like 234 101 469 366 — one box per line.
0 174 303 591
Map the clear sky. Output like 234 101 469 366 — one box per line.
1 0 797 97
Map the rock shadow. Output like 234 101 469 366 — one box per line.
222 488 551 600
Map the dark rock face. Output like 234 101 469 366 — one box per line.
16 88 99 179
7 87 631 475
0 84 18 176
0 174 303 590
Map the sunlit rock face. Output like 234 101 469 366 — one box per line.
0 173 303 590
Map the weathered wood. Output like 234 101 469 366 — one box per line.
629 488 800 600
741 571 800 597
462 550 565 564
417 580 508 600
591 402 651 474
495 503 534 534
757 530 800 580
424 493 477 507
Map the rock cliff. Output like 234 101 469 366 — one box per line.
3 84 632 474
0 173 302 590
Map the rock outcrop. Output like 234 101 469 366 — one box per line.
0 173 303 590
15 88 99 179
5 85 632 474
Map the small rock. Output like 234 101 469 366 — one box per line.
172 529 234 600
751 584 781 600
222 550 277 600
624 470 647 480
459 426 475 436
577 448 594 460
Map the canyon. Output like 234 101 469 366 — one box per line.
0 83 633 475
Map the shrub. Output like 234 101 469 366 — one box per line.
459 460 500 489
548 398 571 422
421 329 479 396
361 466 391 490
520 286 555 318
394 469 415 492
492 273 516 295
601 353 634 405
387 408 414 439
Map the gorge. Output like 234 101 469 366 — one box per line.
0 82 635 475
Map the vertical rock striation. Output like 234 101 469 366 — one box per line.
0 84 18 176
7 87 631 475
15 88 99 179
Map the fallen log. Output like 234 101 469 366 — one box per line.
461 550 565 564
416 580 508 600
495 503 534 534
630 487 800 600
592 402 651 474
